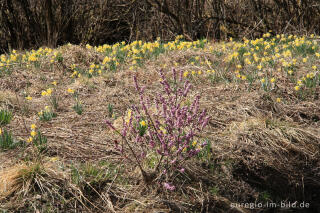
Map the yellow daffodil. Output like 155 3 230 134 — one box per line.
41 91 48 96
31 124 36 129
270 78 275 83
30 131 37 137
27 137 33 143
67 88 74 94
257 64 262 70
46 88 52 95
159 126 167 134
25 96 32 101
140 120 146 127
127 109 132 118
50 157 59 162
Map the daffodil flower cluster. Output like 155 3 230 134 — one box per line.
27 124 37 143
223 33 320 94
38 106 56 121
26 124 48 154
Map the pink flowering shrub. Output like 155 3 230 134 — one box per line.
105 68 210 189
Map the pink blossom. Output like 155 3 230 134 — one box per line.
163 182 175 191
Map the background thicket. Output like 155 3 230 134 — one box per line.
1 0 320 52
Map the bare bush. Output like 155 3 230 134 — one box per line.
0 0 319 52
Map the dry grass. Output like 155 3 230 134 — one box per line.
0 43 320 212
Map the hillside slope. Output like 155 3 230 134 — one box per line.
0 35 320 212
